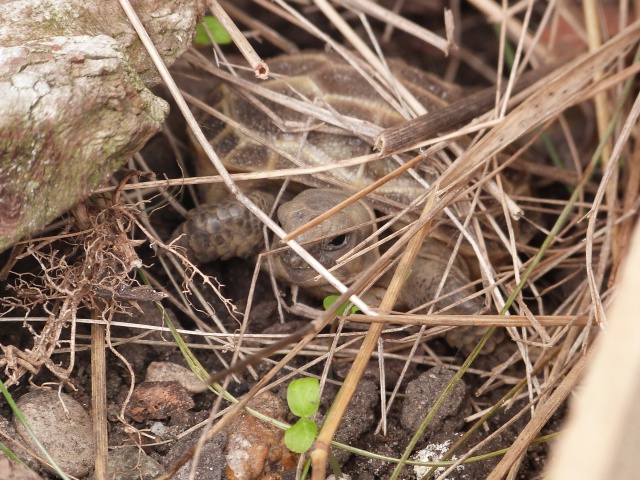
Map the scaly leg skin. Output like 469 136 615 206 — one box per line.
396 250 504 355
172 190 277 263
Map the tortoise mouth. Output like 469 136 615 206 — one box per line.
269 247 354 290
272 251 322 286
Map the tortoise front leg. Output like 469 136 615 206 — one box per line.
397 250 502 354
172 190 277 263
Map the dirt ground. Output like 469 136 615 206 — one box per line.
1 1 637 479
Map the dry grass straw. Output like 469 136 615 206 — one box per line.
1 0 639 479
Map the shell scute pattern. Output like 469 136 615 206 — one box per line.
195 53 463 202
178 52 517 354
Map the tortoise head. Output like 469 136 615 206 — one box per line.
270 189 379 291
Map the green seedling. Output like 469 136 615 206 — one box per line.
284 377 320 453
194 16 231 46
323 295 360 316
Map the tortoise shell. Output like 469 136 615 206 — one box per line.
193 52 463 207
179 53 518 354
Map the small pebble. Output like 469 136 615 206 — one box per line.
412 431 495 480
126 381 195 422
412 438 464 479
225 392 298 480
401 366 469 439
145 361 207 393
107 446 165 480
13 390 95 478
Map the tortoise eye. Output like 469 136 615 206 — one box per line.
326 234 348 250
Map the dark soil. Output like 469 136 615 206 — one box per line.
0 0 608 478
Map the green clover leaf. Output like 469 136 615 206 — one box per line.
285 418 318 453
287 377 320 417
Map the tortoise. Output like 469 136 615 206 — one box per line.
174 52 516 353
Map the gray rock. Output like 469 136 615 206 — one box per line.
145 362 207 394
13 390 95 478
107 446 165 480
400 366 470 439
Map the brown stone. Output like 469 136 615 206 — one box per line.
225 392 298 480
126 381 195 422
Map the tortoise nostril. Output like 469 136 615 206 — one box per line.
282 250 306 269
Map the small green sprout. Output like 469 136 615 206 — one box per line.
194 16 231 46
284 377 320 453
323 295 360 316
